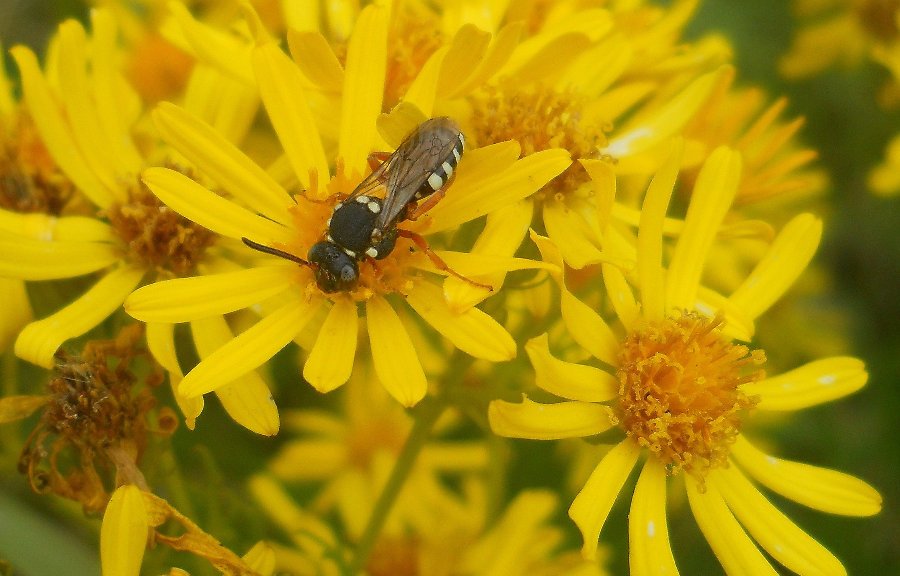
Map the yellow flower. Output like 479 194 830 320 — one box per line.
267 371 487 538
781 0 900 96
489 143 882 573
681 68 828 208
166 1 730 275
250 474 609 576
868 37 900 196
125 4 570 407
1 10 278 436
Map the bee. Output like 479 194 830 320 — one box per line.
242 117 489 293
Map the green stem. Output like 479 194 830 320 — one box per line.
349 391 448 572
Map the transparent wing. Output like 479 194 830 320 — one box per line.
342 156 394 203
375 118 461 229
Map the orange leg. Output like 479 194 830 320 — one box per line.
368 151 391 171
398 229 493 291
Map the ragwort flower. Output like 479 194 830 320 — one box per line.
489 143 882 574
250 474 608 576
125 4 571 407
266 372 487 539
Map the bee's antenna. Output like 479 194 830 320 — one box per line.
241 237 309 266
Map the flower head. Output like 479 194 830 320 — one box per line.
489 143 882 572
126 4 570 407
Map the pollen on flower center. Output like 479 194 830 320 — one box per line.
616 313 765 478
107 179 216 277
468 84 607 199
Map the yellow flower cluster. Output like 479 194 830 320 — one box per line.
0 1 885 575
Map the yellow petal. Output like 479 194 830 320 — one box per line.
0 237 117 280
629 459 679 576
436 24 490 98
448 22 523 98
530 231 620 365
126 266 294 323
89 9 144 174
605 67 722 160
287 30 344 92
731 435 882 517
141 167 292 244
179 297 321 397
561 289 620 366
564 33 631 96
376 102 428 147
508 33 591 85
638 140 683 322
581 158 617 233
543 200 607 269
525 334 617 403
684 474 779 576
711 466 847 576
744 357 867 411
146 322 202 430
192 316 279 435
442 199 534 313
268 439 348 480
10 46 115 209
569 439 641 559
15 266 145 368
403 47 446 117
303 298 358 394
167 2 254 84
728 213 822 320
0 210 114 243
253 41 329 190
242 541 276 576
666 146 741 310
338 3 387 176
0 278 32 350
152 102 291 224
488 396 615 440
366 295 426 407
406 281 515 361
56 20 123 193
0 395 49 423
101 485 148 576
602 263 639 331
426 148 572 233
185 66 260 145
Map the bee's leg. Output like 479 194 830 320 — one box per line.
397 230 493 291
367 152 391 171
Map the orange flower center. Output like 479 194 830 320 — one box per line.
616 313 764 478
282 166 429 301
107 180 216 278
467 84 607 199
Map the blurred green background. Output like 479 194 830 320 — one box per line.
0 0 897 574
